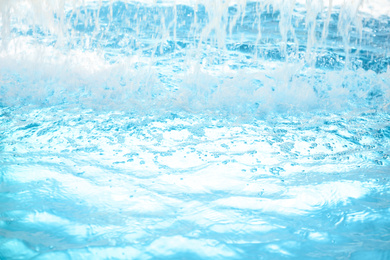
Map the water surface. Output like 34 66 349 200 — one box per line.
1 0 390 259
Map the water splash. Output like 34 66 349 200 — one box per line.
1 0 389 115
1 1 390 259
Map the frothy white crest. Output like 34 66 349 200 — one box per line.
0 0 389 113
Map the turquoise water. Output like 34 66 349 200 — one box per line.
1 0 390 259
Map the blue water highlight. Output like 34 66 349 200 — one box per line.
0 0 390 259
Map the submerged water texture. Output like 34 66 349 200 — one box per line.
0 0 390 259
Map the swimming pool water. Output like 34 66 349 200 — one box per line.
0 0 390 259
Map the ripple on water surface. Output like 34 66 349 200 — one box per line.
1 0 390 258
0 107 389 259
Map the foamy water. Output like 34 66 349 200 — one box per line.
1 0 390 259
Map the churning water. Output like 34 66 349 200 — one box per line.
0 0 390 259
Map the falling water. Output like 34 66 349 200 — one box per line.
0 0 390 259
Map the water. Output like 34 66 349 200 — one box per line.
0 0 390 259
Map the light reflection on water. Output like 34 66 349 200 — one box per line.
0 0 390 259
1 107 389 259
